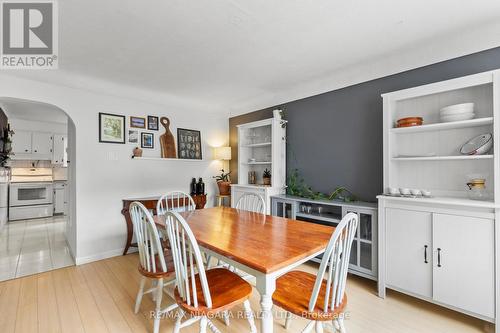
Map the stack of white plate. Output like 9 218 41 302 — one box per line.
439 103 475 122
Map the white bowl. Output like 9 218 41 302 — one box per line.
440 113 475 123
399 188 411 195
410 189 421 196
387 187 399 195
440 107 475 117
421 189 432 197
440 103 474 114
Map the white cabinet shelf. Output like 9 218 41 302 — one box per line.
392 154 493 161
242 142 272 147
244 161 272 165
390 117 493 133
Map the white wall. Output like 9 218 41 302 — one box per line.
0 74 228 264
9 118 67 134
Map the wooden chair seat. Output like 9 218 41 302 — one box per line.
174 268 253 316
272 270 347 321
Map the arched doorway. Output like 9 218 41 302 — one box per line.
0 97 76 281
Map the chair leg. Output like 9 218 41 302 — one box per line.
337 317 346 333
243 300 257 333
207 318 222 333
302 321 315 333
173 309 184 333
134 276 146 314
285 312 292 329
315 321 323 333
151 280 157 301
153 278 163 333
222 311 230 326
200 316 208 333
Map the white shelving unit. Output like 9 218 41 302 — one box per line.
231 111 286 214
378 70 500 329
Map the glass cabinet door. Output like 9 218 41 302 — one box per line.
359 213 372 241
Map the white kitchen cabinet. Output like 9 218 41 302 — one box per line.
11 130 53 160
433 213 495 318
12 130 32 154
53 182 66 214
32 132 53 155
52 134 67 165
386 208 432 298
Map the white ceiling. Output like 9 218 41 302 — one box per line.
0 98 68 124
6 0 500 116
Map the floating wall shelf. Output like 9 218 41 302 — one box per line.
131 156 207 162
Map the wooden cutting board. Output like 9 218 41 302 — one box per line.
160 117 176 158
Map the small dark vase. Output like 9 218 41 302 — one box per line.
196 177 205 195
190 178 197 195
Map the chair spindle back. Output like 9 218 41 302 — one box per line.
164 210 212 309
129 201 167 273
157 191 196 215
235 193 265 213
309 212 358 314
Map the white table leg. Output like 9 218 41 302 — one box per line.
256 275 276 333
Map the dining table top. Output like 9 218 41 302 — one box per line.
154 206 335 274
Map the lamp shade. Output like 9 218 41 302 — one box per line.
214 146 231 160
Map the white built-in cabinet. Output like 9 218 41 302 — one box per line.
231 111 286 214
432 213 494 319
378 70 500 328
12 130 67 164
385 208 494 319
386 209 432 298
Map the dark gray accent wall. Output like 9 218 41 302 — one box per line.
229 47 500 202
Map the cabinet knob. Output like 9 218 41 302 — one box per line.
24 149 28 152
424 245 428 264
34 150 37 152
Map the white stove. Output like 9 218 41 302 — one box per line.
9 168 54 221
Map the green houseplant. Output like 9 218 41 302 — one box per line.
213 169 231 195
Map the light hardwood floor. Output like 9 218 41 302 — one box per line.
0 253 490 333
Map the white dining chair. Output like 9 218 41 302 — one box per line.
157 191 196 215
129 201 178 333
235 193 266 213
163 210 257 333
272 212 359 333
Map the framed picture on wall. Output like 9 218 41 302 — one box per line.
130 116 146 128
177 128 202 160
128 129 139 144
99 112 125 144
141 132 154 149
147 116 159 130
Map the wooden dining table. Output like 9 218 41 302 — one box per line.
154 206 334 333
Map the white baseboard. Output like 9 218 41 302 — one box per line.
75 247 137 265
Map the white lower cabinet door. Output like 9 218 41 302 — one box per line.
432 213 494 318
386 208 432 298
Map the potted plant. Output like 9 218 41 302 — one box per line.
213 169 231 195
263 168 271 185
